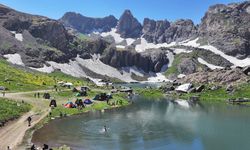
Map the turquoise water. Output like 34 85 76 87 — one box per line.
32 97 250 150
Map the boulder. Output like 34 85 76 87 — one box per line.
175 83 193 93
196 85 205 92
243 66 250 75
188 87 196 93
226 85 234 93
210 85 221 91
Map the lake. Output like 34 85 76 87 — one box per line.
32 96 250 150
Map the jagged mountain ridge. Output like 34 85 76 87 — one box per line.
0 1 250 83
60 1 250 59
59 12 118 33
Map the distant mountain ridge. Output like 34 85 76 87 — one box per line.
59 12 118 33
0 1 250 83
60 1 250 59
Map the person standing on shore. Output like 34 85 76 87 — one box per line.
2 91 5 97
27 116 32 127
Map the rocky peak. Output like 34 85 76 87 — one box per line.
142 18 197 44
116 9 142 38
59 12 118 33
142 18 170 43
164 19 197 43
199 1 250 58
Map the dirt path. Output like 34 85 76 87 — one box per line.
0 90 52 150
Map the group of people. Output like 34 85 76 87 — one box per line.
34 92 40 98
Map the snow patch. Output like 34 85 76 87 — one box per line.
179 38 200 47
177 74 186 79
48 60 87 78
135 38 176 52
246 6 250 14
166 52 174 67
121 66 145 77
100 28 135 45
173 48 192 54
199 45 250 67
75 55 136 82
179 38 250 67
4 53 24 66
10 31 23 41
197 57 224 70
146 73 170 83
30 65 54 73
116 45 125 49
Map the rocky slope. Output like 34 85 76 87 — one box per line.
143 19 197 44
179 67 249 85
199 1 250 58
59 12 118 33
1 1 250 83
100 47 168 72
0 4 112 68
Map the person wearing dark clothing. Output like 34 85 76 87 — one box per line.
34 93 37 98
37 92 40 98
3 91 5 97
27 116 32 127
31 144 36 150
104 125 107 132
43 144 49 150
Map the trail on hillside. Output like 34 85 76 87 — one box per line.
0 90 52 150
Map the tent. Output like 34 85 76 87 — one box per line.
93 94 100 100
84 99 93 105
64 102 75 108
43 93 51 99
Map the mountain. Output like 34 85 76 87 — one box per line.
0 1 250 83
143 18 197 44
199 1 250 58
116 10 142 38
59 12 118 33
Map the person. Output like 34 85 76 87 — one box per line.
31 144 36 150
2 91 5 97
27 116 32 127
104 125 107 132
34 93 37 98
37 92 40 98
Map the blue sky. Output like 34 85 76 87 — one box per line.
0 0 246 24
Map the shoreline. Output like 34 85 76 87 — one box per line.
21 95 132 149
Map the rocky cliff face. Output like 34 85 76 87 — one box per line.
100 47 168 73
143 18 197 44
59 12 118 33
0 4 109 67
116 10 142 38
142 18 170 43
199 1 250 58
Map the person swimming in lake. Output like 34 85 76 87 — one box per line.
104 125 107 132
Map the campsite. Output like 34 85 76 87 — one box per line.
1 0 250 149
